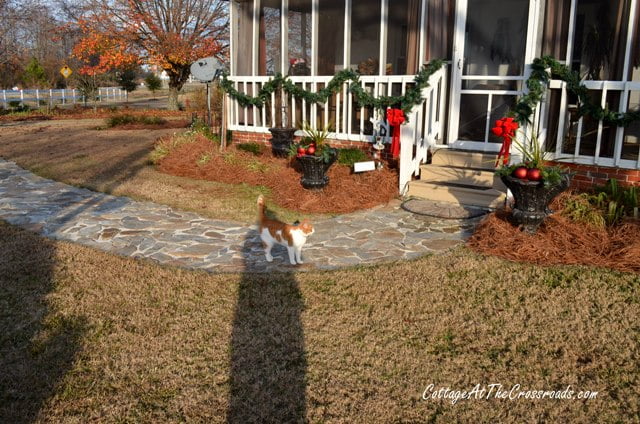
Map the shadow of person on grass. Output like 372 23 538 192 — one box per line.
0 223 85 423
227 229 307 423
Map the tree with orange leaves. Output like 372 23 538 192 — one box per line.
72 0 227 110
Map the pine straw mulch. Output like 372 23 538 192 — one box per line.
468 192 640 274
156 135 399 214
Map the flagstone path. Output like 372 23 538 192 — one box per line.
0 159 482 273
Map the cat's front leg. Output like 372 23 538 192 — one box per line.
286 246 297 265
295 246 304 264
264 241 274 262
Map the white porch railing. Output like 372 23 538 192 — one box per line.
226 68 448 194
226 73 447 142
541 79 640 170
399 66 448 194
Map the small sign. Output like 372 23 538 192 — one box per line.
60 66 72 79
354 161 376 173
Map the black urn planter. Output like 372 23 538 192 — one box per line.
501 173 573 233
268 127 296 157
296 152 338 189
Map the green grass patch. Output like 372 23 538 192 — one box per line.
236 142 264 155
197 152 213 166
149 134 197 164
246 159 269 173
338 148 369 167
563 179 639 227
189 118 218 141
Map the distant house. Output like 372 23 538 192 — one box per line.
225 0 640 197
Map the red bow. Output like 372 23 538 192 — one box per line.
386 108 405 159
492 117 518 166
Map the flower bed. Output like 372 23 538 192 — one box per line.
468 192 640 274
155 135 398 214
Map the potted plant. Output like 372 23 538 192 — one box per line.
494 117 572 233
268 78 296 157
289 122 338 189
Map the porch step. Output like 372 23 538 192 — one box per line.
406 181 506 209
431 149 498 170
419 164 504 189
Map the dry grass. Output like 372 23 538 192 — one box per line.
0 119 306 223
1 222 638 422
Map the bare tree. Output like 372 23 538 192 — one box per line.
0 0 78 88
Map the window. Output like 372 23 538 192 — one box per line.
571 0 632 81
463 0 529 77
233 0 254 76
350 0 381 75
288 0 312 76
424 0 453 61
622 1 640 160
386 0 420 75
259 0 281 76
317 0 345 75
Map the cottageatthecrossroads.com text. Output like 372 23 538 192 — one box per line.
422 384 599 405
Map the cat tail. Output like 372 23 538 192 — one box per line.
257 195 266 222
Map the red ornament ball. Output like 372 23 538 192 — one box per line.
513 166 528 179
527 168 542 181
306 146 316 155
297 147 306 155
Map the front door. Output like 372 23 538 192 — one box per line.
448 0 539 151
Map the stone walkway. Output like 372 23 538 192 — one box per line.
0 159 481 273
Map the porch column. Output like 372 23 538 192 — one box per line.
252 0 260 76
379 0 388 76
344 0 351 70
311 0 318 76
281 0 288 74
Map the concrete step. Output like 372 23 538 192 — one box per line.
431 149 498 170
420 165 501 189
406 181 506 209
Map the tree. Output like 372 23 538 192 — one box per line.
117 68 138 101
144 73 162 98
22 57 48 88
0 0 76 89
72 0 227 110
72 72 101 111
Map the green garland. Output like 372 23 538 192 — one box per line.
221 56 639 127
219 59 446 116
514 55 640 126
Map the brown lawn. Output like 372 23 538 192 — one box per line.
0 119 304 223
1 222 639 422
0 118 399 222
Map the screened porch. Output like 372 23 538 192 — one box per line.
226 0 640 174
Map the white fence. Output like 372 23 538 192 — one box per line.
541 79 640 170
2 87 125 109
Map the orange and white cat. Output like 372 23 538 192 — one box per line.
257 195 314 265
